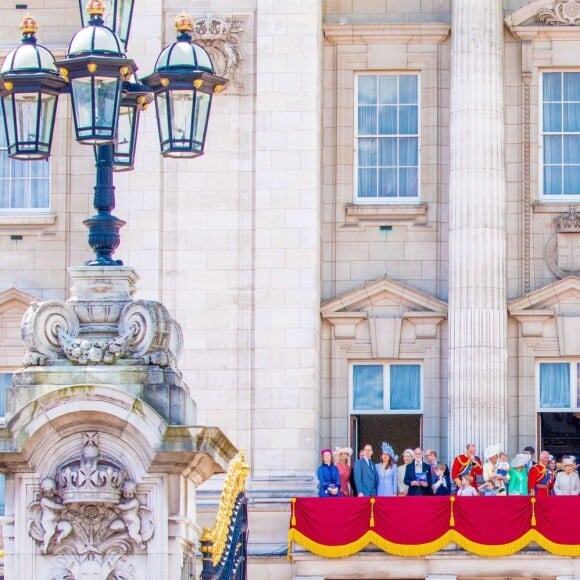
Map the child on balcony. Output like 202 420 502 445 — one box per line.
457 474 478 496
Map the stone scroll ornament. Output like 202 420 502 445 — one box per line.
537 0 580 25
26 433 154 580
21 299 183 367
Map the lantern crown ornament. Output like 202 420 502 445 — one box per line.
0 15 67 159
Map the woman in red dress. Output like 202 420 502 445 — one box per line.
333 446 353 496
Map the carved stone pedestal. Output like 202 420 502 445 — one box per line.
0 267 237 580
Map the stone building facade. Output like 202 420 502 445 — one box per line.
0 0 580 579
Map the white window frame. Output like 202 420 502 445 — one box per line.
354 72 421 205
536 360 580 412
0 371 13 423
349 361 423 415
539 70 580 202
0 108 51 212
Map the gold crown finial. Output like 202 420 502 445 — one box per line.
174 12 194 34
86 0 106 17
20 14 38 35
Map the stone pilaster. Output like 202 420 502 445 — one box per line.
448 0 508 455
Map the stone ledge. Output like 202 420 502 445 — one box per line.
344 203 428 227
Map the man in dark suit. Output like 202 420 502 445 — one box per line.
404 447 432 496
353 443 377 496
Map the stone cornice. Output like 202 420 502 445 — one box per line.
323 22 450 45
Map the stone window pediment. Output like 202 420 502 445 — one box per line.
507 0 580 39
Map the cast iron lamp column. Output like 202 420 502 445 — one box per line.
0 0 226 266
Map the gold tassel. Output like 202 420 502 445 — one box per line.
370 497 376 528
530 497 536 527
449 496 455 527
290 497 296 526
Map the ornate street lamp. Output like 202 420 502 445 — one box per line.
142 13 226 159
0 0 226 265
0 15 67 160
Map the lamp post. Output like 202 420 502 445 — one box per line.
0 0 226 266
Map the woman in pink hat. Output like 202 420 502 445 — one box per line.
317 448 341 497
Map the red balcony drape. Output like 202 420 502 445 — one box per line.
288 496 580 558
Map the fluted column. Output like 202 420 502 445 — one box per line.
448 0 508 457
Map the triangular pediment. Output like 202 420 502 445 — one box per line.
321 277 447 317
508 275 580 313
506 0 580 33
0 287 39 315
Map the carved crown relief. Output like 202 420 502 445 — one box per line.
537 0 580 25
193 15 244 92
546 205 580 278
27 433 154 580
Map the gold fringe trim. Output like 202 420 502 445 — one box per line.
370 531 452 556
530 530 580 557
287 529 373 558
450 530 536 557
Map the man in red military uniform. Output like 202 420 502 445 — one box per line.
528 450 554 496
451 443 483 493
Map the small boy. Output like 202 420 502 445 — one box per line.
478 481 497 496
432 463 451 496
457 474 478 496
496 452 510 494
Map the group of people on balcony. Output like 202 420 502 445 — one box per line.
317 442 580 497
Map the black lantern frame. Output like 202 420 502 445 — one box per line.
79 0 135 50
0 2 226 266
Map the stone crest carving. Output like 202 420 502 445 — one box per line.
27 433 154 580
193 15 243 90
537 0 580 25
545 205 580 278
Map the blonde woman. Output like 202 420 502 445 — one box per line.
398 448 414 496
333 446 353 496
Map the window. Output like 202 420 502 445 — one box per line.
0 107 50 210
351 363 421 413
0 372 12 418
355 73 419 202
541 72 580 199
538 361 580 411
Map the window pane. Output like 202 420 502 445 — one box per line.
539 362 570 408
564 136 580 163
563 165 580 194
544 135 562 163
399 105 418 134
378 75 397 104
358 168 376 197
390 365 421 410
544 165 562 195
543 72 561 101
358 138 377 166
399 75 418 104
379 138 396 166
0 372 12 417
358 106 376 135
378 105 397 134
358 76 377 105
543 103 562 132
378 168 397 197
399 168 419 197
399 137 418 166
563 103 580 132
353 365 383 411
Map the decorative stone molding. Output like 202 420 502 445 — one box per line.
343 203 429 228
545 206 580 278
537 0 580 25
21 267 183 367
193 15 243 91
27 433 154 579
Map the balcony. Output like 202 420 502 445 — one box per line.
288 496 580 559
